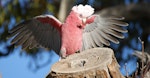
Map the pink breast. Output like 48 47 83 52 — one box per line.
61 25 83 55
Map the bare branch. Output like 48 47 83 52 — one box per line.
97 3 150 21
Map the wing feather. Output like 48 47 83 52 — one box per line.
82 15 128 50
89 33 97 48
29 39 38 49
103 29 124 38
96 30 110 46
82 33 92 49
9 22 25 33
91 31 103 46
22 36 33 49
11 29 28 44
16 32 31 46
9 15 62 54
108 25 128 33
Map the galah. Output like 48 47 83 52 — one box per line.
9 4 128 58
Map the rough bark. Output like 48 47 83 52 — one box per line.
46 48 124 78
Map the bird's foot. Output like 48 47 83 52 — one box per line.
59 56 66 61
59 48 67 60
61 56 66 59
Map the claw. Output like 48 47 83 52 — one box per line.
75 50 80 53
59 56 66 61
59 48 67 60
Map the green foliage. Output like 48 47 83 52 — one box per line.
0 0 59 25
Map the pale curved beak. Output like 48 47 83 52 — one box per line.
82 18 87 24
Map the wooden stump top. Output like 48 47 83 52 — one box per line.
47 48 124 78
51 48 113 73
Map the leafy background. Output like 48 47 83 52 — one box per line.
0 0 150 78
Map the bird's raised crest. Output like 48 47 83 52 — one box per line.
72 4 94 18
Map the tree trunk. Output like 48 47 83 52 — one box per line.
46 48 124 78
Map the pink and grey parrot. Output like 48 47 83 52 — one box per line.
9 5 128 58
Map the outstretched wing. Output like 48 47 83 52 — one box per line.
82 15 128 50
9 15 62 54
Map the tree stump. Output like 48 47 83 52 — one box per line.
46 48 124 78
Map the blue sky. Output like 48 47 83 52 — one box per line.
0 47 59 78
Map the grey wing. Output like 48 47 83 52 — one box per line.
82 15 128 50
9 19 61 54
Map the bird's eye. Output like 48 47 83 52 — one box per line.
79 14 83 17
